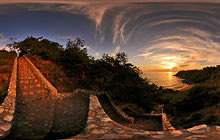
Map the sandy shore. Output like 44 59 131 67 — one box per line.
175 85 193 91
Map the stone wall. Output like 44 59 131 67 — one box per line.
97 94 134 125
0 57 17 138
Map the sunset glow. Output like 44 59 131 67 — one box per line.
0 1 220 72
166 65 174 70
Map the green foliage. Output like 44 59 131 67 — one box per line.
0 67 10 73
0 50 16 59
88 52 162 112
175 65 220 84
9 36 220 128
61 38 90 78
7 36 63 62
0 50 15 104
0 85 8 104
171 84 220 112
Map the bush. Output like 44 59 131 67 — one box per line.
171 84 220 112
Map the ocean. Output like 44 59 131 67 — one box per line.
142 71 187 90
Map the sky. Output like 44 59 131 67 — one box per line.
0 0 220 71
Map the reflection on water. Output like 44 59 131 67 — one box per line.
142 71 187 89
168 72 172 81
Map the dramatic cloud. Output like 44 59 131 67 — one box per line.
0 1 220 70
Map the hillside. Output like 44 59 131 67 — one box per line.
27 54 78 92
0 50 16 104
174 65 220 85
6 36 220 129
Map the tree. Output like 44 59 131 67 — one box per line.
61 38 90 79
7 36 64 61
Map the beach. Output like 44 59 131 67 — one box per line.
175 85 193 91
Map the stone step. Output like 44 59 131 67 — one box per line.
18 76 37 80
19 79 39 84
18 83 46 90
8 57 55 139
18 87 49 95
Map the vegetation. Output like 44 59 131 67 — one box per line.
7 36 220 128
174 65 220 85
0 50 16 104
166 66 220 128
8 36 167 112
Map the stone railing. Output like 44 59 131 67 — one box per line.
97 93 134 124
24 56 57 95
0 57 17 138
69 89 134 124
162 113 175 131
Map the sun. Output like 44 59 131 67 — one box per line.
167 65 173 70
165 63 177 70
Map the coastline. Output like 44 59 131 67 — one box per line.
175 85 193 91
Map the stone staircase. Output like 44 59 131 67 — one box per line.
0 55 176 139
8 57 55 139
0 56 90 139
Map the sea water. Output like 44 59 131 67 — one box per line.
142 71 187 89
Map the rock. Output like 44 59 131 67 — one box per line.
91 129 109 134
132 131 150 135
3 115 13 122
102 117 112 122
0 132 4 137
156 131 165 135
85 124 98 130
0 106 4 113
184 135 207 139
216 126 220 131
151 135 165 139
132 134 152 140
0 123 11 131
9 109 14 114
99 134 132 139
171 130 183 136
187 124 210 134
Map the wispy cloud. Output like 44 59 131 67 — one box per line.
0 33 8 48
95 52 100 57
112 45 120 56
138 26 220 70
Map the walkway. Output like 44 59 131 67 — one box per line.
1 56 220 140
8 57 54 139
